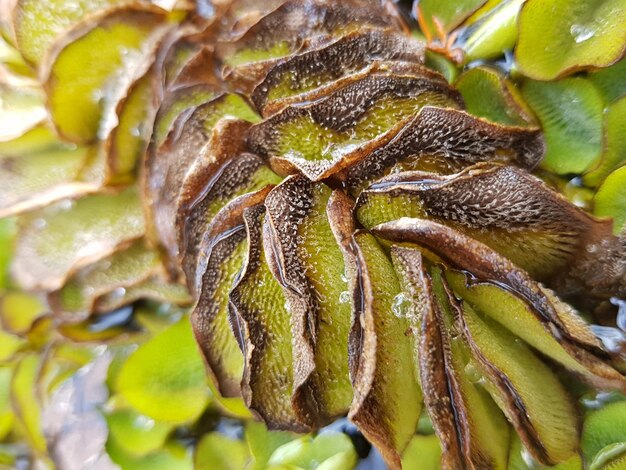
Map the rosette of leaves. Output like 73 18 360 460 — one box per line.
1 0 626 469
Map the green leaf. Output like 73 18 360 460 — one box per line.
462 0 524 62
522 78 604 174
589 58 626 104
268 432 357 470
508 434 583 469
106 437 193 470
515 0 626 80
107 72 157 181
245 421 296 470
0 218 15 290
594 166 626 234
425 50 459 83
13 0 131 64
0 329 24 362
51 240 161 318
590 443 626 470
455 66 534 126
417 0 487 37
106 408 173 457
0 367 13 441
194 433 251 470
12 186 145 291
401 435 442 470
585 96 626 187
0 291 46 334
582 400 626 461
10 355 47 454
43 7 171 143
117 316 210 425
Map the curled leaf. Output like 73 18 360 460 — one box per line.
264 177 352 425
229 206 306 431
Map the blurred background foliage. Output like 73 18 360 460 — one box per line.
0 0 626 468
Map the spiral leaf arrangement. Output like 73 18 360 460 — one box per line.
2 0 626 468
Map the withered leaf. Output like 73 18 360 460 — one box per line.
358 163 610 280
345 109 544 192
264 176 352 426
190 224 247 398
371 218 604 353
248 73 462 180
251 29 426 115
229 205 308 432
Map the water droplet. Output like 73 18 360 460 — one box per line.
570 24 595 44
339 291 350 304
391 293 411 318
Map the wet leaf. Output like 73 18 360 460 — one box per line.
229 207 304 430
177 137 280 282
264 178 353 425
515 0 626 80
43 7 171 143
594 166 626 234
424 50 459 83
12 186 145 291
248 73 462 180
406 261 509 469
585 96 626 187
342 231 422 469
13 0 131 64
522 78 604 174
106 408 173 457
455 66 534 126
461 0 524 62
117 316 210 424
371 219 605 352
194 433 250 470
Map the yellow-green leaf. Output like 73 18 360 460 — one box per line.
594 166 626 234
117 316 210 425
516 0 626 80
